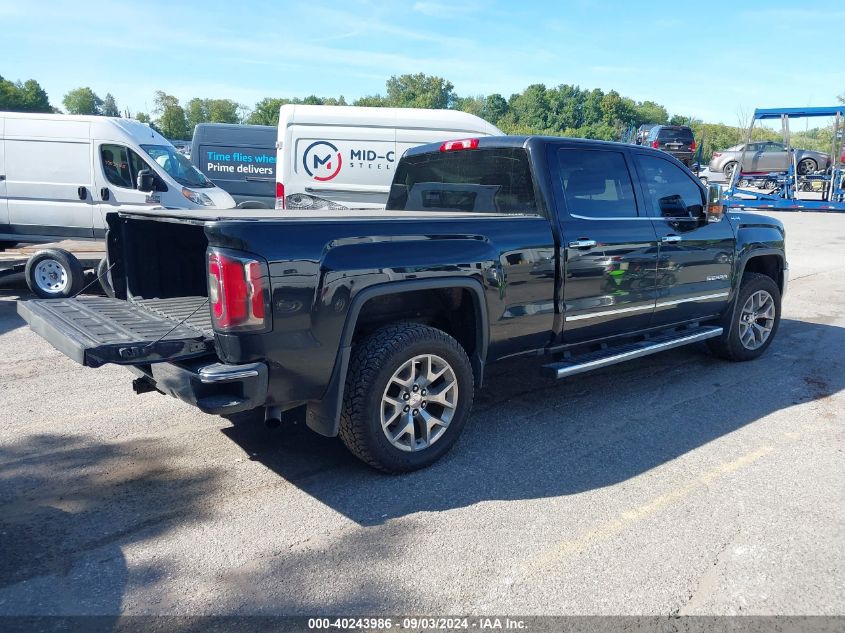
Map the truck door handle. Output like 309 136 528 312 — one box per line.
78 186 88 200
568 239 597 249
0 175 5 181
661 235 682 244
100 187 110 201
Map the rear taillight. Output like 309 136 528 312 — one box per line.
712 152 722 158
208 251 270 332
651 140 659 148
440 138 479 152
690 140 697 151
275 182 285 209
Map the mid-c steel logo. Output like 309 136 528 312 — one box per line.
303 140 342 181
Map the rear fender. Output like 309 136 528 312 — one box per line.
305 278 489 437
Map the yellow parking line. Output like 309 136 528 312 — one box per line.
522 445 775 574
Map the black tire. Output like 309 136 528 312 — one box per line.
340 322 475 473
330 287 350 313
0 241 19 251
707 272 781 362
797 158 817 176
97 257 115 297
723 161 737 179
24 249 85 298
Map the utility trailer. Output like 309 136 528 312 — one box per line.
725 106 845 212
0 242 106 298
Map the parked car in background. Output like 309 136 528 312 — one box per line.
192 123 276 208
708 141 830 179
635 123 657 145
644 125 696 166
275 104 503 210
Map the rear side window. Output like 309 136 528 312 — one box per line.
386 148 537 214
556 148 638 218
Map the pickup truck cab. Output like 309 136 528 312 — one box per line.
18 136 788 472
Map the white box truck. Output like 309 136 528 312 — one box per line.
0 112 236 247
275 105 503 210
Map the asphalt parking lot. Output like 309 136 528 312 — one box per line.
0 212 843 617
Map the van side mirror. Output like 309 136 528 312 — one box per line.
137 169 155 192
706 183 725 222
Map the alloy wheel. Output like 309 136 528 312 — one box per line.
738 290 775 350
380 354 458 452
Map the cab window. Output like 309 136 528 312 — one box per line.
636 154 704 219
556 148 638 218
100 144 153 190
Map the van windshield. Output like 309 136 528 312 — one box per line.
386 148 537 214
141 145 213 188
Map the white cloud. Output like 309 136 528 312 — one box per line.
412 1 480 17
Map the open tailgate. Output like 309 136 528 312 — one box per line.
17 296 214 368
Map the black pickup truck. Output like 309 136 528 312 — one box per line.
18 136 788 472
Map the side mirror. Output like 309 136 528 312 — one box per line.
706 183 725 222
137 169 155 192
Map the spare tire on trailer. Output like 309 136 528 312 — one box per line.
24 249 85 298
97 257 115 297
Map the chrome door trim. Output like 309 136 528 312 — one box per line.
564 291 730 322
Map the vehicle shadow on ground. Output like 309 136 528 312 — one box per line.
0 434 221 616
0 289 27 337
222 317 845 527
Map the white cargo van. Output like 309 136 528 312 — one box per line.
275 105 503 210
0 112 235 244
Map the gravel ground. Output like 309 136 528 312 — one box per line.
0 212 842 616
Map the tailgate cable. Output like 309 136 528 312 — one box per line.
141 298 210 351
70 260 211 355
72 261 117 298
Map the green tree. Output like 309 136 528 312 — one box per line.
246 98 289 125
63 87 103 115
668 114 692 126
634 100 668 126
185 98 208 129
101 93 119 117
0 76 52 112
482 94 509 125
185 98 242 129
600 90 634 127
153 91 189 140
546 85 585 131
385 73 454 109
353 94 388 107
135 112 151 124
454 95 485 118
582 88 605 126
508 84 549 131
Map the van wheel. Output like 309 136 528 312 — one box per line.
340 323 474 473
25 249 85 299
708 272 781 361
97 257 115 297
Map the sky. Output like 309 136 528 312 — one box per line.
2 0 843 125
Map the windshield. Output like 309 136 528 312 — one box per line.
140 144 213 187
